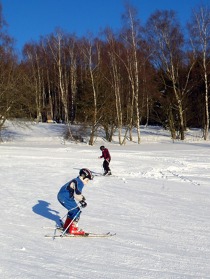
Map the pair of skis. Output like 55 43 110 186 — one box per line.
45 226 116 239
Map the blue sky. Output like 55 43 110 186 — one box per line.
1 0 207 54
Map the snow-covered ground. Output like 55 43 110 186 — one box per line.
0 121 210 279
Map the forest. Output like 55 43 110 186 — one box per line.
0 3 210 144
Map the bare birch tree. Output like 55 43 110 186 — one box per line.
106 30 125 144
0 3 19 132
23 44 43 122
46 30 75 139
146 10 195 140
66 35 78 124
121 5 142 143
80 37 101 145
188 6 210 140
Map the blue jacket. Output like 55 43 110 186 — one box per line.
57 176 84 218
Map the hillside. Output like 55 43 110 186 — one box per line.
0 121 210 279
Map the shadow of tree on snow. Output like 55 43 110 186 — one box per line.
32 200 60 226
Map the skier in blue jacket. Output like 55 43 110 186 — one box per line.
57 168 93 235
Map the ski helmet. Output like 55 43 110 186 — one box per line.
100 146 105 151
79 168 93 180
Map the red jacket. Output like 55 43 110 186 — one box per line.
100 148 111 161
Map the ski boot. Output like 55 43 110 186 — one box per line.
63 218 85 235
103 171 112 176
69 222 86 235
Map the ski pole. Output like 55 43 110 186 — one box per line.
61 208 81 237
59 205 80 224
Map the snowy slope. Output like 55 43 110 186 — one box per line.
0 121 210 279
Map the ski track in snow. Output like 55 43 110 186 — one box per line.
0 122 210 279
114 153 207 186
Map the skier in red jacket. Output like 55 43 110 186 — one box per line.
99 146 112 176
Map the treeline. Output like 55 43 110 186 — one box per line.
0 3 210 144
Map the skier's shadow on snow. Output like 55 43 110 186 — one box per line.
32 200 60 225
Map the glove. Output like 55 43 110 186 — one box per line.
80 200 87 208
79 197 87 208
